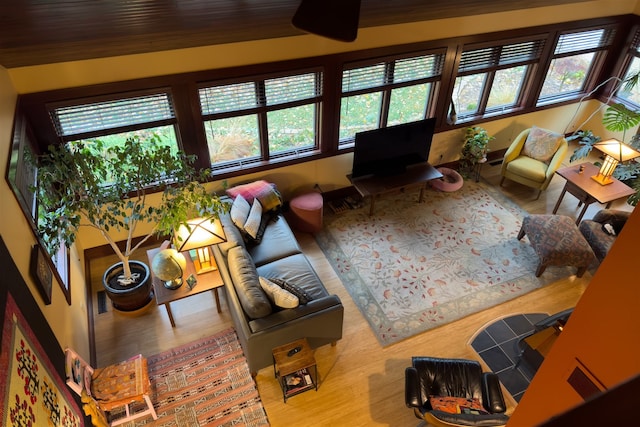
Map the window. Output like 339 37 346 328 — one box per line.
615 29 640 107
538 27 617 105
452 38 545 121
340 51 445 145
199 70 323 170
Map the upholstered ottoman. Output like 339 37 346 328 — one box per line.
517 214 595 278
288 192 323 233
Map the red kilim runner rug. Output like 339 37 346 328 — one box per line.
126 328 269 427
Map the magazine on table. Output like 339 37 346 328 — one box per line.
283 368 314 394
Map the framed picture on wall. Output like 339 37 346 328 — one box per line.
29 244 53 305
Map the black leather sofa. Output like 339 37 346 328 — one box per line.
213 206 344 374
405 357 509 427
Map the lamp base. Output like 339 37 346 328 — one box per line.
193 258 218 274
591 173 614 185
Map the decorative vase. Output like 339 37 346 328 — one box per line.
102 260 153 312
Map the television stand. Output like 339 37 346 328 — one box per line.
347 163 443 215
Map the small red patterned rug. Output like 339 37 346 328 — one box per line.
125 328 269 427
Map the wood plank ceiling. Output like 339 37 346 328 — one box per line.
0 0 590 69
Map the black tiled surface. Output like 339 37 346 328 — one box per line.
472 330 497 352
470 313 549 402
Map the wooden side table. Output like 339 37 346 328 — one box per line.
147 246 225 327
553 163 635 224
272 338 318 402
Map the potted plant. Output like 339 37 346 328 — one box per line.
34 134 228 310
459 126 494 179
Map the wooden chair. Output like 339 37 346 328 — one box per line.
65 348 157 426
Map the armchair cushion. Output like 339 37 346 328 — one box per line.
522 126 563 163
579 209 631 262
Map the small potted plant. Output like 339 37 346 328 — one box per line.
34 134 228 311
459 126 493 179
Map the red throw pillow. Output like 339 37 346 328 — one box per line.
429 396 489 415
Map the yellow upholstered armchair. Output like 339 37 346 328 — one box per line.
500 126 568 199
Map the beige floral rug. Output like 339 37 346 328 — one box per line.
315 180 572 346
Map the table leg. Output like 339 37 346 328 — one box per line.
419 185 425 203
213 288 221 313
368 195 376 216
575 203 591 224
164 303 176 327
552 185 568 214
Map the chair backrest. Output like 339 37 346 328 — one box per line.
412 357 483 403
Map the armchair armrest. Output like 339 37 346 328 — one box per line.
405 367 422 408
481 372 507 414
591 209 631 224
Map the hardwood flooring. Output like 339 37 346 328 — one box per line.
90 147 632 426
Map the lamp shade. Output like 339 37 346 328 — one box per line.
593 138 640 162
173 217 227 252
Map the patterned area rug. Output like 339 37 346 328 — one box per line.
124 328 269 427
315 180 572 346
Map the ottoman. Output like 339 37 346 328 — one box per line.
288 192 323 233
517 214 595 278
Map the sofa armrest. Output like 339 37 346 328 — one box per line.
481 372 507 414
405 367 422 408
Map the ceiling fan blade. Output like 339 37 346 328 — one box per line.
292 0 361 42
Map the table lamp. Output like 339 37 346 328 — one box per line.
173 217 227 274
591 138 640 185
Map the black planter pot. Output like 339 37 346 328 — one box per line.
102 260 153 312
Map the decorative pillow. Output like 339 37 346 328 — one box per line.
230 194 251 231
429 396 489 415
259 277 299 309
226 180 283 212
244 199 263 240
268 278 313 305
521 126 563 164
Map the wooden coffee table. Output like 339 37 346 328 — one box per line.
348 163 443 215
147 247 224 327
553 163 635 224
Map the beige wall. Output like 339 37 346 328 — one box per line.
0 66 91 358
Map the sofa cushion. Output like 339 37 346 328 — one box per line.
259 277 299 309
257 253 329 301
228 246 272 319
248 216 302 266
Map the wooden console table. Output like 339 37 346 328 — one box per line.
347 163 443 215
553 163 635 224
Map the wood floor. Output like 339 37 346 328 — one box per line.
91 148 632 426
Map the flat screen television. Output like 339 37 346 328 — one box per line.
351 118 436 180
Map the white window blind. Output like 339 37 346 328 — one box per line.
50 93 175 137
